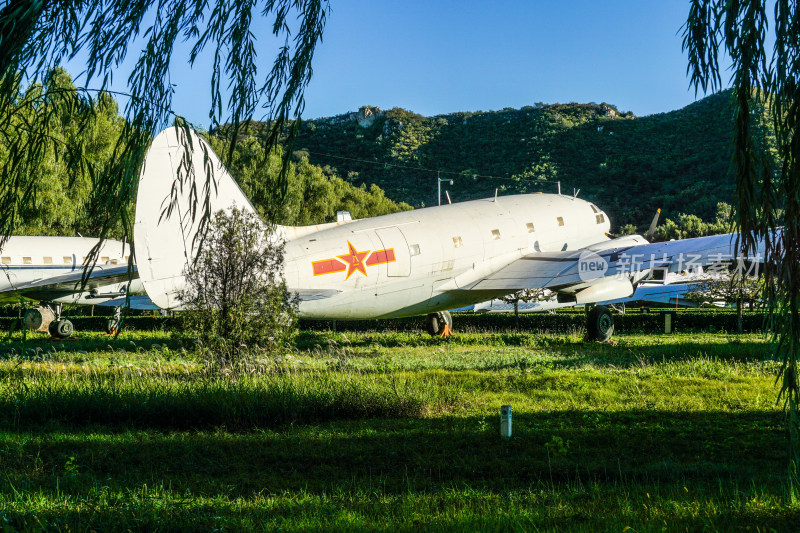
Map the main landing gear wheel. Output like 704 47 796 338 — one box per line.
48 319 74 339
586 305 614 342
426 311 453 337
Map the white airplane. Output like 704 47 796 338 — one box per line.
133 127 758 341
0 236 142 337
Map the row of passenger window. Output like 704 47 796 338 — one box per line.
419 213 594 255
451 220 539 249
446 210 607 251
446 211 607 252
590 204 606 224
0 256 127 265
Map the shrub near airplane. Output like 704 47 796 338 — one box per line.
134 127 759 341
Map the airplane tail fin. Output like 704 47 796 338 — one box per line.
133 126 258 309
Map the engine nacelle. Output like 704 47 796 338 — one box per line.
574 277 634 305
23 306 55 332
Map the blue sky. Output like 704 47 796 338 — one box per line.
65 1 723 126
302 0 710 119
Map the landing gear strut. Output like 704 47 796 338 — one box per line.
23 302 73 338
426 311 453 337
586 305 614 342
106 307 122 334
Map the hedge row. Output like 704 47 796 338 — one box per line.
298 311 768 334
0 305 153 318
0 316 177 333
0 311 768 334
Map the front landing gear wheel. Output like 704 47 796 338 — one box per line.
426 311 453 337
48 319 74 339
586 305 614 342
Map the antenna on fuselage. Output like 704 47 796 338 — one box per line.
557 181 561 195
573 188 580 198
445 190 452 204
494 188 498 202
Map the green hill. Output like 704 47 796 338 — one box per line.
291 91 743 231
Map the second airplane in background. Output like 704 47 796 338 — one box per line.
0 236 143 337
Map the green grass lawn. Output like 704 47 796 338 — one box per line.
0 329 797 531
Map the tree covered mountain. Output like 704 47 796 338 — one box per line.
290 91 746 232
2 68 753 239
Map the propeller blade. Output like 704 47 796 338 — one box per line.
644 208 661 240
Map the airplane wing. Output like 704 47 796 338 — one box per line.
473 282 701 314
460 233 759 304
0 265 138 304
95 294 160 310
600 281 700 306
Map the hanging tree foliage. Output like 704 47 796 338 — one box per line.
0 0 329 260
683 0 800 484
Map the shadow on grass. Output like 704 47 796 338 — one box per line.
493 340 777 371
0 410 786 496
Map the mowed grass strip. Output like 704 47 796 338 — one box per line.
0 410 785 490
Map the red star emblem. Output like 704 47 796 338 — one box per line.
337 241 370 279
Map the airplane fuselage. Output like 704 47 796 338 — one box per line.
284 193 611 319
0 236 139 304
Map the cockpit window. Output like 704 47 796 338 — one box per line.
596 214 605 224
590 204 598 213
557 217 565 227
